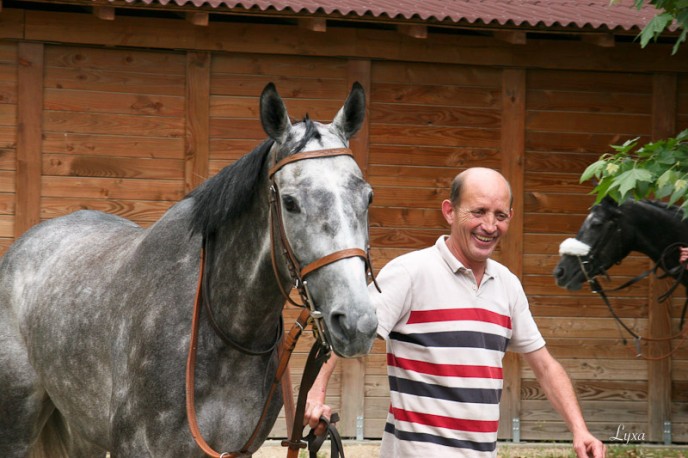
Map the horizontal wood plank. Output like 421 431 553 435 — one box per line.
41 176 184 201
372 83 501 108
40 197 175 223
43 154 184 180
43 111 184 138
45 88 185 117
45 66 185 96
42 132 183 159
45 45 186 73
369 145 500 168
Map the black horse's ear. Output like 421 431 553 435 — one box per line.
260 82 292 143
601 195 618 206
600 195 624 218
332 82 366 140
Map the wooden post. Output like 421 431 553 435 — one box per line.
338 58 372 438
499 68 526 440
184 51 210 193
15 42 44 238
647 72 676 442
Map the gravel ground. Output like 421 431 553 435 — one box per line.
253 440 688 457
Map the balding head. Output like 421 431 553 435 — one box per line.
449 167 513 208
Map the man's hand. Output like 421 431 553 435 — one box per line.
303 353 338 436
573 430 607 458
304 394 332 436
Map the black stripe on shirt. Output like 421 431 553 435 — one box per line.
384 422 497 453
389 376 502 404
390 330 509 352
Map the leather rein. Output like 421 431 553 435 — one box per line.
185 147 379 457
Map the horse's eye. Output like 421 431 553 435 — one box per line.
282 195 300 213
367 190 374 206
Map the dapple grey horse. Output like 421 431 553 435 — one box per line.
0 82 378 457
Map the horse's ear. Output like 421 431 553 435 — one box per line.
601 195 623 212
332 82 366 140
260 82 292 143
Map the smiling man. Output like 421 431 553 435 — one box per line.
306 167 606 458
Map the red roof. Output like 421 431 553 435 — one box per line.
116 0 657 31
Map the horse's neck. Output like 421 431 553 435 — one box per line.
204 184 286 346
630 203 688 263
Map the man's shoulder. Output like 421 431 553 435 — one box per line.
487 258 516 277
389 245 439 268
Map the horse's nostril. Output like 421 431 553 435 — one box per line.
553 266 563 279
331 312 351 338
330 311 359 341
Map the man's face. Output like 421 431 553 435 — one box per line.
443 174 512 269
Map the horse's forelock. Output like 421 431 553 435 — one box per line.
275 116 321 161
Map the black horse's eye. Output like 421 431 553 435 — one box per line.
282 195 300 213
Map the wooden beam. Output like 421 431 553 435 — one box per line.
582 33 615 48
398 24 427 39
500 68 526 277
298 17 326 32
494 30 526 45
93 6 115 21
22 11 688 73
186 12 209 27
498 68 526 441
184 51 210 193
646 72 677 442
15 42 44 238
338 58 371 439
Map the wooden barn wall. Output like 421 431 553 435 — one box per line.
0 42 16 254
2 7 688 444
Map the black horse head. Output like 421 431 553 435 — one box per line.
553 197 631 290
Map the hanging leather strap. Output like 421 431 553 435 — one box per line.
282 341 346 458
186 247 312 457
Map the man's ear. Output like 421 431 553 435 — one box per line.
441 200 455 225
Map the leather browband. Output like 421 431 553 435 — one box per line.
268 148 353 179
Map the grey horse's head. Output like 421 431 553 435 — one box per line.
260 82 378 358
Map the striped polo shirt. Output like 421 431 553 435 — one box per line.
372 236 545 457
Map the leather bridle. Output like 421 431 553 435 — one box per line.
186 147 379 457
268 147 380 347
572 219 622 283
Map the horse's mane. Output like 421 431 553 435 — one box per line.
186 139 273 238
636 199 686 221
186 116 319 238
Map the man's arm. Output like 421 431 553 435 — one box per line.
304 353 339 435
523 347 606 458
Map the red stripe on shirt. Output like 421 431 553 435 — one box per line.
390 406 499 433
388 354 503 379
407 308 512 329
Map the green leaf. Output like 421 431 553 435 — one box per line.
668 185 687 206
615 168 654 197
640 13 674 47
580 159 607 183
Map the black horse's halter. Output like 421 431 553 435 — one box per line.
573 219 623 283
